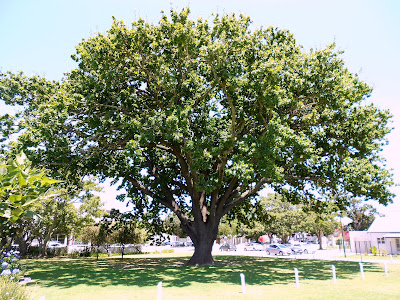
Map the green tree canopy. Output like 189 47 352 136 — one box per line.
0 9 394 265
346 198 380 231
2 178 104 256
259 194 308 243
108 209 147 259
0 151 59 223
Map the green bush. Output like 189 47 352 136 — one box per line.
161 249 174 254
90 252 109 258
80 247 91 257
0 277 31 300
379 249 388 256
371 246 378 256
26 247 40 258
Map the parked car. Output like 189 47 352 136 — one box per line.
185 241 194 247
290 242 316 254
265 244 292 256
244 242 264 251
287 244 303 254
171 241 185 247
47 241 63 248
219 243 237 251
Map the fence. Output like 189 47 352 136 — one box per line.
354 241 397 255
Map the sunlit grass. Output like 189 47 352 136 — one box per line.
338 254 400 261
21 254 400 299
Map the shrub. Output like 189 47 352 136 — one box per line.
161 249 174 254
79 247 91 257
0 276 32 300
90 252 109 258
25 247 40 258
0 250 32 300
370 246 378 256
379 249 388 256
1 250 23 281
68 251 81 258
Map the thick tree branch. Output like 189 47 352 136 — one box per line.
222 177 269 215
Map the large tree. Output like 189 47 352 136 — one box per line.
0 9 394 265
346 198 380 231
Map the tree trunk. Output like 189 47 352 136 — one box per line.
281 235 288 244
317 230 323 250
185 222 219 266
186 236 215 266
15 236 28 257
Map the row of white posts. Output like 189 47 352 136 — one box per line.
156 262 389 298
294 262 389 288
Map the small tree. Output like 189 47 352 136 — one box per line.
163 213 187 238
257 194 308 243
302 203 339 249
109 210 147 259
79 223 112 260
0 151 60 250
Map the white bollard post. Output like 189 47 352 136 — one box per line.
359 262 364 280
294 268 300 288
390 255 393 263
157 281 162 300
240 273 246 294
331 265 337 284
384 262 388 277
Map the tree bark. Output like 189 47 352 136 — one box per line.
186 235 216 266
184 222 219 266
14 236 28 257
317 230 324 250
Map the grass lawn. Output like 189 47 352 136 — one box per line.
21 253 400 300
338 254 400 261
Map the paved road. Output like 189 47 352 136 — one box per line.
144 244 400 264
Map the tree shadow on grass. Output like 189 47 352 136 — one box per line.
21 255 382 289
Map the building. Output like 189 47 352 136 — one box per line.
349 215 400 255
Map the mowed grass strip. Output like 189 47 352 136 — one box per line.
21 254 400 300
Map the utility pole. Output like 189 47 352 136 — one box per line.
340 216 347 258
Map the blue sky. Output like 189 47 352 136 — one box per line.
1 0 399 215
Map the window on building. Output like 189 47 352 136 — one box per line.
396 238 400 251
377 238 385 244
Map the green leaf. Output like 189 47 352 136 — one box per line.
41 177 63 186
18 172 28 186
9 194 22 203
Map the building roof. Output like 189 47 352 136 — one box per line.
368 215 400 233
383 233 400 238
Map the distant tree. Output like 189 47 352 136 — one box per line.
237 194 338 246
304 211 339 249
218 217 240 240
108 210 147 259
79 223 112 260
346 199 379 231
11 179 104 256
258 194 308 243
163 213 187 238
